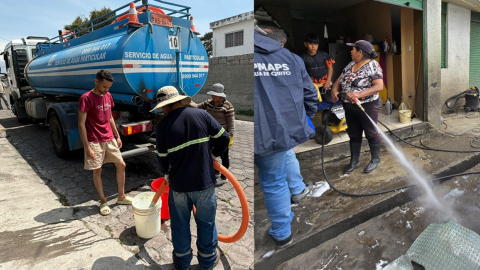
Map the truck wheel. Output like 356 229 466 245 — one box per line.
49 112 70 158
314 125 333 145
13 99 28 124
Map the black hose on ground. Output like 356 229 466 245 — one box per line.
377 120 480 153
321 102 480 197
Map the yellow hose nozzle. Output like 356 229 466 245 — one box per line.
353 98 365 111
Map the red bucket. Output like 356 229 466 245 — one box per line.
150 177 170 220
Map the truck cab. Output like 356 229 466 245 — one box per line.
2 37 48 118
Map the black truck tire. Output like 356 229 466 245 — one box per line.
13 99 29 124
49 112 70 158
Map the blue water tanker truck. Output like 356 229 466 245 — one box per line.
2 0 208 158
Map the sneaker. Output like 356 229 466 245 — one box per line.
273 234 293 249
291 181 313 204
215 178 228 187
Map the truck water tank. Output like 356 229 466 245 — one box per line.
25 12 208 108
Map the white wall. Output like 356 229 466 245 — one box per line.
441 3 471 112
212 19 253 57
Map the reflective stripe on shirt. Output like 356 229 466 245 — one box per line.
156 127 225 157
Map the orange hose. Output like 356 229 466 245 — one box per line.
149 159 250 243
150 178 168 206
211 159 250 243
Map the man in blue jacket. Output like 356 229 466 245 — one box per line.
254 22 317 248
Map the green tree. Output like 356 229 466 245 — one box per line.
64 7 114 37
200 32 213 57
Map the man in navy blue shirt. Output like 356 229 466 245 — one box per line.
152 86 229 270
254 22 317 248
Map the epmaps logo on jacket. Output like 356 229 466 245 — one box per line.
254 63 291 77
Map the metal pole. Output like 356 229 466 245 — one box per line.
121 145 156 159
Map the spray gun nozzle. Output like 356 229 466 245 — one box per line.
353 98 365 111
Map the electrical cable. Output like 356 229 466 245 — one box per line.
321 102 480 197
421 117 478 138
421 115 480 148
471 137 480 149
376 120 480 153
466 111 480 119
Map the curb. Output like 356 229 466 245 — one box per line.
235 115 254 122
0 124 5 138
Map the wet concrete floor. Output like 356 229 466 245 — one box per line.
276 161 480 269
254 128 480 269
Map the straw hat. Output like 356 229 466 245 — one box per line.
206 83 226 98
150 86 192 112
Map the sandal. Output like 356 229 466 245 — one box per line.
116 196 133 205
99 203 111 216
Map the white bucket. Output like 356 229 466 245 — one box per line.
132 192 161 239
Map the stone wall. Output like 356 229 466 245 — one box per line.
192 54 254 111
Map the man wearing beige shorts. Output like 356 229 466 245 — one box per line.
78 70 132 215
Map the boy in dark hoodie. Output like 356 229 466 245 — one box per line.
300 33 335 93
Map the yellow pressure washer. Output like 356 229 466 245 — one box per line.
313 84 348 145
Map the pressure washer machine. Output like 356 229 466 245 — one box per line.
313 86 348 145
445 87 480 112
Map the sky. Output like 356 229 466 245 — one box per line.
0 0 253 72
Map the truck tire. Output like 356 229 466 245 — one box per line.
13 99 29 124
49 112 70 158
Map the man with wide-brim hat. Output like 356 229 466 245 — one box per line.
150 85 192 112
190 83 235 187
153 85 229 270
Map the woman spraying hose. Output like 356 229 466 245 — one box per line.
331 40 384 173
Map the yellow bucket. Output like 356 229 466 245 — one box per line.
399 110 412 124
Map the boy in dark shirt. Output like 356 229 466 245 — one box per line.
300 33 335 95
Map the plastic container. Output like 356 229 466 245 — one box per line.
385 98 392 115
132 192 161 239
399 109 412 124
151 177 170 220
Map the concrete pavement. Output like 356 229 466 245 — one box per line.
0 109 254 269
0 131 148 269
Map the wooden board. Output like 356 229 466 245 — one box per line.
401 7 416 112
